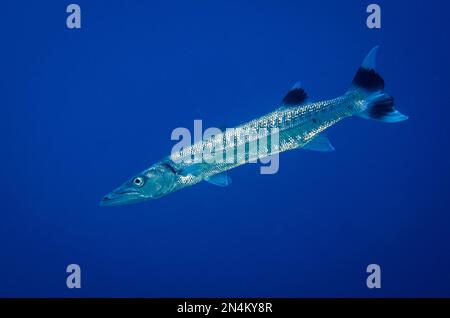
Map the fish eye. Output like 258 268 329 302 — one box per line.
133 177 144 187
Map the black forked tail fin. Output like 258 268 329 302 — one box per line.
358 92 408 123
351 46 408 123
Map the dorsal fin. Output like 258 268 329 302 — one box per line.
280 82 309 108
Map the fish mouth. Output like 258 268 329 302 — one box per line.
99 190 146 206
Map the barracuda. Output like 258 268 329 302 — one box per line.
100 46 408 206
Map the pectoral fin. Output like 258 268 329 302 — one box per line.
205 173 232 187
303 134 335 152
180 163 207 176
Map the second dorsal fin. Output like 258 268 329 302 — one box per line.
280 82 309 108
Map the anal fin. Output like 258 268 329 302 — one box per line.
302 134 335 152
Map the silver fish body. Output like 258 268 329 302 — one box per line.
165 89 365 191
100 46 407 206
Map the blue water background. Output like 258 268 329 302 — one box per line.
1 0 450 297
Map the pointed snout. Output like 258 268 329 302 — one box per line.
99 193 115 205
99 187 146 206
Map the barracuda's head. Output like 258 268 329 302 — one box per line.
100 162 177 206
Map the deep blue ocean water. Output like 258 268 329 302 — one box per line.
1 0 450 297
